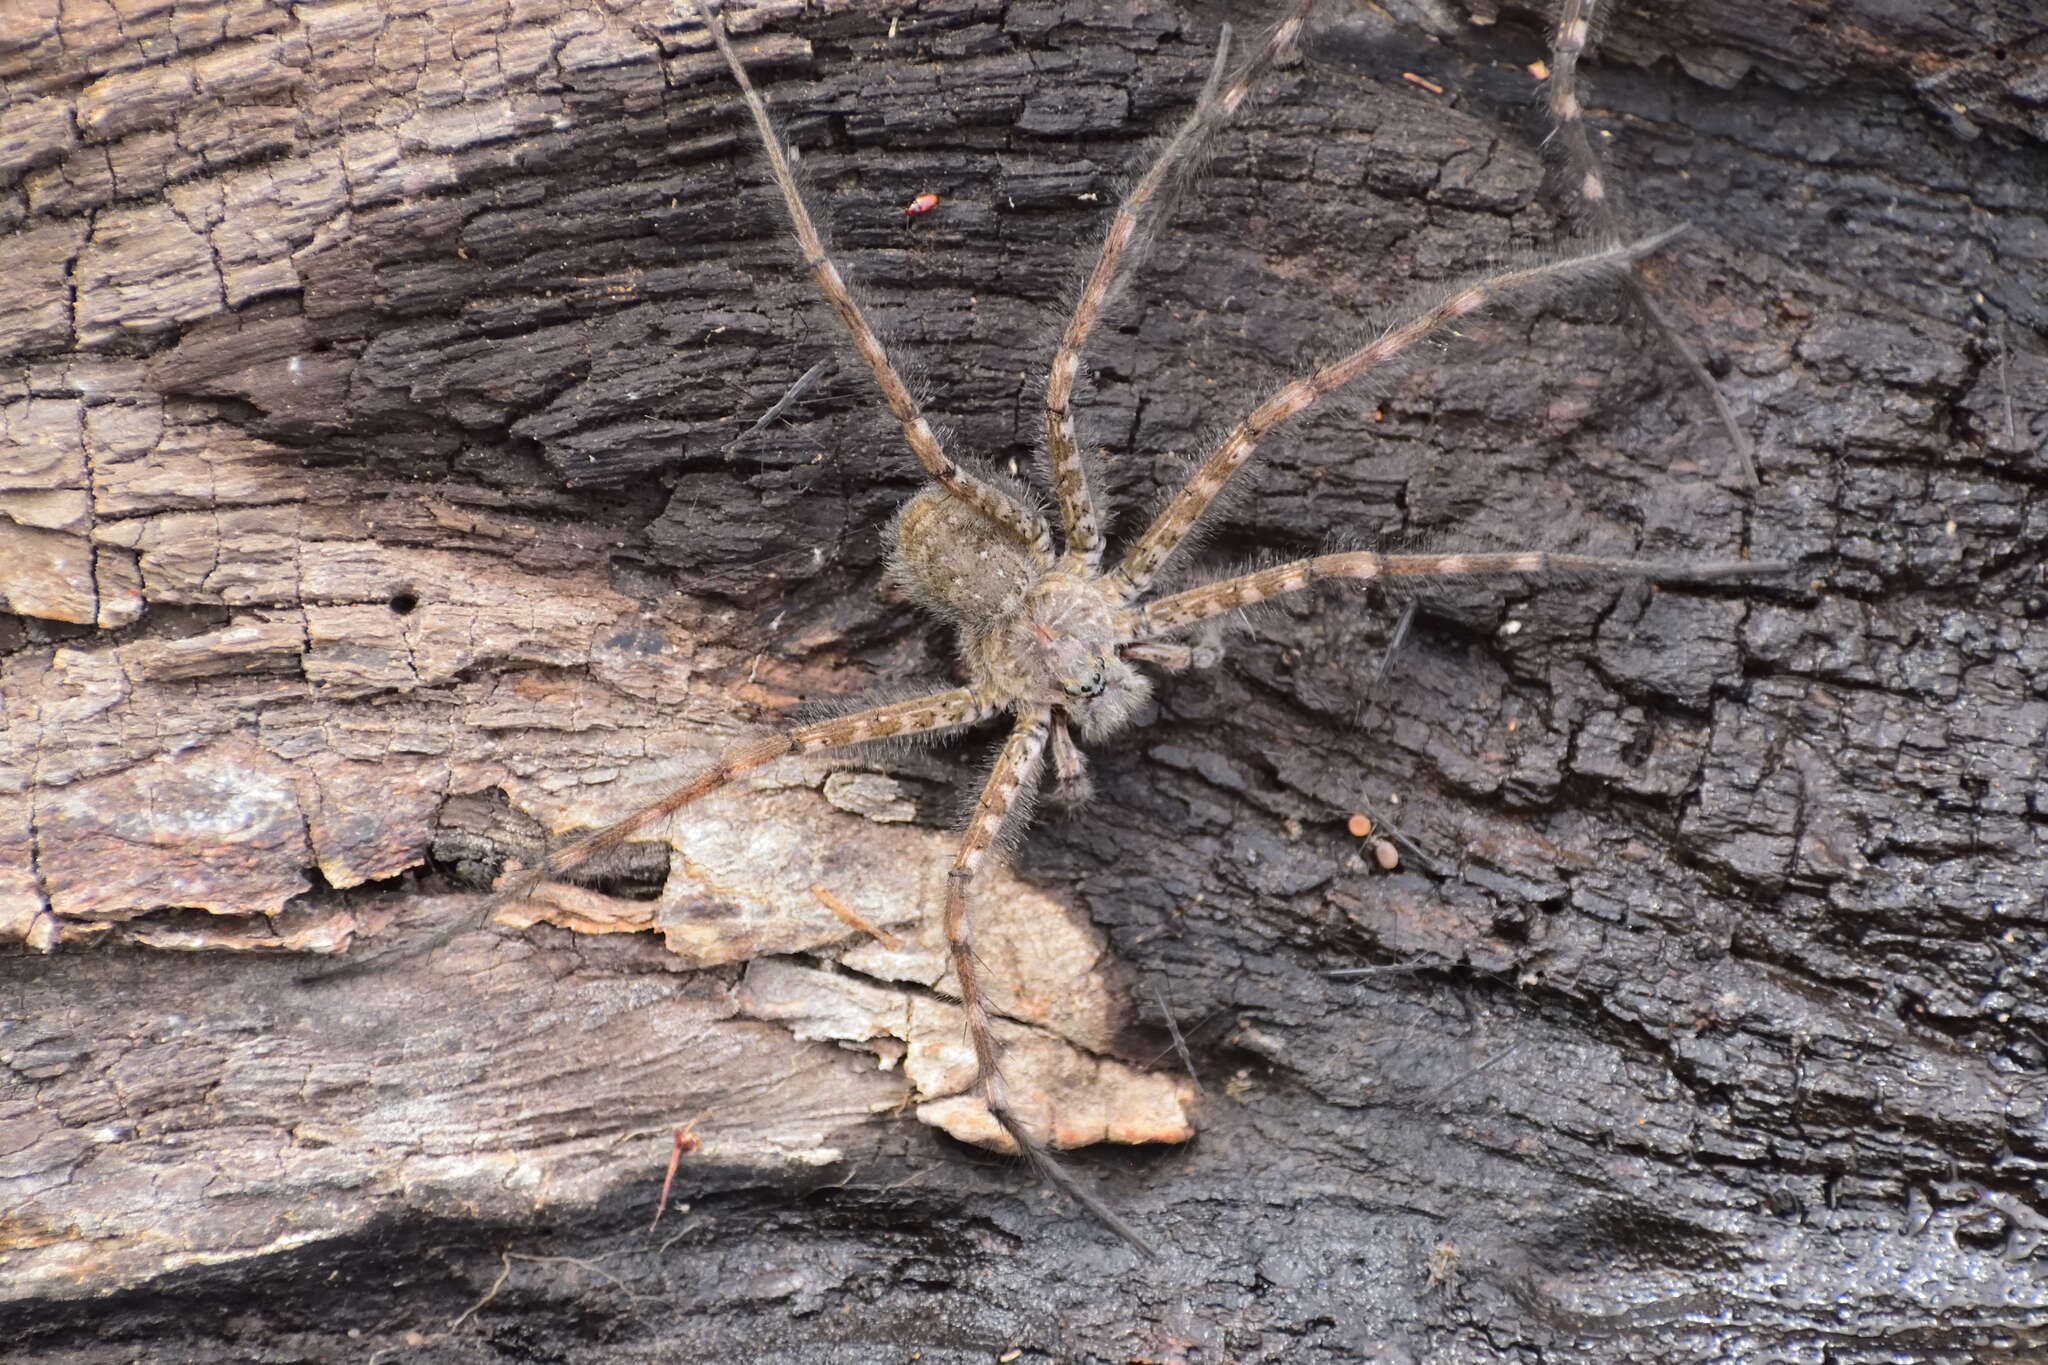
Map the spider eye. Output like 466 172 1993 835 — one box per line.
1063 660 1107 699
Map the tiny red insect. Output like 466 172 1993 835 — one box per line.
904 191 940 219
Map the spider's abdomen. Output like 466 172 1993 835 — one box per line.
889 487 1038 632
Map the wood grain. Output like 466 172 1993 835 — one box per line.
3 0 2045 1358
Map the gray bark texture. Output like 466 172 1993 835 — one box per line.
4 0 2046 1359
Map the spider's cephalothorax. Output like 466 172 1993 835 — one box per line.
984 569 1152 744
890 487 1147 742
891 487 1149 736
474 0 1781 1255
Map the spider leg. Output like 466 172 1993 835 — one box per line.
1124 626 1223 672
945 704 1153 1255
1121 641 1193 670
690 0 1054 559
1120 549 1787 638
302 687 998 985
1547 0 1758 487
535 686 997 885
1046 709 1093 806
1046 0 1322 570
1105 226 1689 601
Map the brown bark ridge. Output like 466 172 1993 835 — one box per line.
3 0 2043 1358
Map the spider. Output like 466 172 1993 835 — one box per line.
478 0 1779 1254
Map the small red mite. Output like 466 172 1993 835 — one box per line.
904 191 940 219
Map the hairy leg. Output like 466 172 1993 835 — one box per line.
1046 0 1324 569
1046 709 1093 805
1546 0 1758 486
943 704 1154 1254
538 686 997 882
690 0 1054 558
1107 227 1688 600
301 687 998 984
1122 549 1783 638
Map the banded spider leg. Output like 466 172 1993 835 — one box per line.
1545 0 1759 486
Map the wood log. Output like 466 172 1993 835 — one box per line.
4 0 2045 1358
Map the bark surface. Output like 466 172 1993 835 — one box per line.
4 0 2045 1360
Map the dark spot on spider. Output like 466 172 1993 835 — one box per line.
1767 1186 1802 1219
389 591 419 615
2023 593 2047 620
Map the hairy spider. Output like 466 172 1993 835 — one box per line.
480 0 1778 1253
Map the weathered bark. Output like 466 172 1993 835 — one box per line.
4 0 2044 1359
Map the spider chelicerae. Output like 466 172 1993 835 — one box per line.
487 0 1780 1253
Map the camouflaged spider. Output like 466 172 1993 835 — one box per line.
499 0 1775 1253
